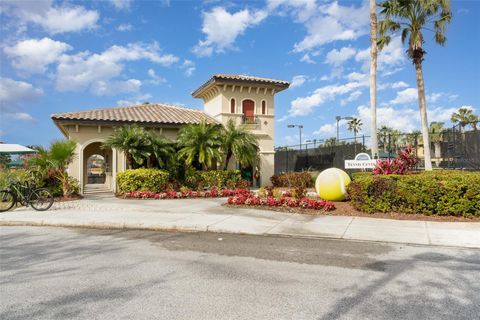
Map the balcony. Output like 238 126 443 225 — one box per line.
241 115 262 131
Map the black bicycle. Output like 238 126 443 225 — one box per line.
0 180 54 212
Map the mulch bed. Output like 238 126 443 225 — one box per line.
225 201 480 222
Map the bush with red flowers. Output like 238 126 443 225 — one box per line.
226 194 335 211
123 187 251 200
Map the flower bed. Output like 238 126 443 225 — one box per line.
227 195 335 211
123 187 251 199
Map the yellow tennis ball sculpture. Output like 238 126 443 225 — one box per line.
315 168 351 201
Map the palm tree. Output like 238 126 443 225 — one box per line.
451 107 478 131
148 132 176 169
378 0 452 171
378 125 391 153
370 0 379 159
324 137 338 148
404 130 421 156
103 125 152 168
30 140 77 197
429 122 444 164
347 118 363 143
177 120 223 170
221 119 259 170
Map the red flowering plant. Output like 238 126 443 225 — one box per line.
123 187 251 200
226 194 335 211
373 145 419 175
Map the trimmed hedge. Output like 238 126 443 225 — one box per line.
347 171 480 217
117 168 169 193
185 169 242 189
270 172 313 188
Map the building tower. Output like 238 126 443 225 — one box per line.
192 74 290 186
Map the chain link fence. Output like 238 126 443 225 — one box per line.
274 125 480 174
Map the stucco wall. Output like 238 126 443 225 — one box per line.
63 124 180 193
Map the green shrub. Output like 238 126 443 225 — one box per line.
347 171 480 217
185 169 242 189
117 168 169 193
270 171 313 188
0 169 31 190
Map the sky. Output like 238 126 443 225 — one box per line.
0 0 479 147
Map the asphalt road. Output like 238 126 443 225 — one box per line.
1 227 479 320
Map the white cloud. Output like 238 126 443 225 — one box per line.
0 77 43 106
4 37 72 74
55 42 178 94
293 1 369 52
391 81 409 89
109 0 133 10
389 88 455 105
12 112 36 122
117 93 153 106
357 105 418 133
182 60 195 77
325 46 356 66
147 69 166 85
0 77 43 122
346 72 367 82
91 79 142 96
390 88 418 105
266 0 317 23
287 76 368 118
355 36 406 74
1 0 99 34
290 75 307 88
193 7 267 56
313 123 336 136
117 23 133 31
340 90 362 106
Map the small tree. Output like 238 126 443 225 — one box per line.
451 107 478 131
429 122 444 164
29 140 77 197
177 120 223 170
103 125 152 168
221 119 259 170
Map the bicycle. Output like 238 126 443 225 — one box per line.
0 180 54 212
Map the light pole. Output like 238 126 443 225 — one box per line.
336 116 354 141
288 124 303 151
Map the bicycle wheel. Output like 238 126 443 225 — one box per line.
29 188 54 211
0 190 15 212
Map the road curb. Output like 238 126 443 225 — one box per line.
2 220 480 250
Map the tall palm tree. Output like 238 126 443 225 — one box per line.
148 132 176 169
370 0 379 159
221 119 259 170
347 118 363 144
378 0 452 171
429 122 444 164
177 120 223 170
451 107 478 131
103 125 152 168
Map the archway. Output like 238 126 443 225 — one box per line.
82 142 113 192
86 154 106 184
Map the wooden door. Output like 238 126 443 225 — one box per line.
242 100 254 122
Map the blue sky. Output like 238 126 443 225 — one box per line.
1 0 479 147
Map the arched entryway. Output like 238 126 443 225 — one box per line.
82 142 113 193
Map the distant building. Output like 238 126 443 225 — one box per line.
52 74 289 194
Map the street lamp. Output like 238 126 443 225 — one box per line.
288 124 303 150
336 116 354 141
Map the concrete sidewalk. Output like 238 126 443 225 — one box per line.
1 196 479 248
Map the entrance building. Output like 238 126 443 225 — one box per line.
52 74 289 194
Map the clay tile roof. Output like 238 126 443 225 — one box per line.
192 74 290 97
51 103 218 125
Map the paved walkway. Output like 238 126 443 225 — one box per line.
1 195 479 248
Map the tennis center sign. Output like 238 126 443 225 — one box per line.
345 153 377 169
